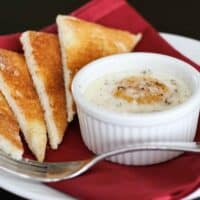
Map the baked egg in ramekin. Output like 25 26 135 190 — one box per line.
72 53 200 165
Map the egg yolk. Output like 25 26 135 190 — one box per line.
113 76 169 104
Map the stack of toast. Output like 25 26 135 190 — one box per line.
0 16 142 161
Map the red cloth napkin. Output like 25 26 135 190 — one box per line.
1 0 200 199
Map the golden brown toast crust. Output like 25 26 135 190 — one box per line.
23 31 67 147
57 15 142 121
0 92 22 150
0 48 47 161
0 49 45 121
58 16 141 77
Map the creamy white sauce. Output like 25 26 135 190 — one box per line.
84 70 191 113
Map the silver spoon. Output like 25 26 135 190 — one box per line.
0 141 199 182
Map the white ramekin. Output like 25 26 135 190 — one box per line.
72 53 200 165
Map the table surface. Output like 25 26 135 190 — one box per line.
0 0 199 199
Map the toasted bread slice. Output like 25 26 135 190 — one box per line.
56 15 142 122
0 92 23 159
20 31 67 149
0 49 47 162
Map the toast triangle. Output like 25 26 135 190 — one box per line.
0 49 47 161
56 15 142 121
20 31 67 149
